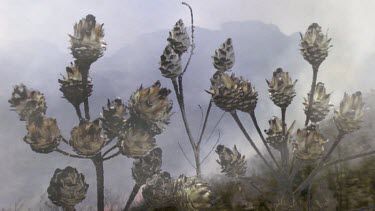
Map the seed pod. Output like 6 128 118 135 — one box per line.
215 145 247 177
334 92 364 134
264 117 295 151
132 148 162 185
142 172 175 208
167 19 190 55
24 118 61 153
70 119 105 156
212 38 235 72
266 68 297 108
118 126 156 158
303 82 333 123
159 45 182 79
100 98 126 139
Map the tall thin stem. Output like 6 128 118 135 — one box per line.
323 149 375 168
304 66 319 126
249 111 281 170
78 62 91 120
73 104 82 121
92 155 104 211
281 107 289 171
197 100 212 146
123 184 141 211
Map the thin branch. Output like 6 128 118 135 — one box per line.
281 107 289 170
205 111 226 143
123 184 141 211
61 137 70 145
181 2 195 75
238 176 263 194
200 130 220 164
304 66 319 126
197 100 212 146
197 105 204 139
73 104 82 121
178 142 196 169
103 151 121 161
104 137 115 147
323 149 375 168
102 145 117 158
55 148 92 159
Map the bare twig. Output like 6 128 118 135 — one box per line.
61 137 70 145
200 130 220 164
103 151 121 161
181 2 195 75
73 104 82 121
323 149 375 168
281 107 289 170
304 66 319 126
55 148 93 159
102 145 117 158
197 100 212 146
205 112 226 143
123 184 141 211
197 105 204 139
178 142 196 169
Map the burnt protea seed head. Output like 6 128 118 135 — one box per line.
24 118 61 153
303 82 333 123
167 19 190 55
212 38 235 72
293 125 328 163
142 171 175 208
47 166 88 208
334 92 364 134
267 68 297 108
69 14 106 64
159 45 182 79
70 119 105 156
132 147 162 185
215 145 247 177
300 23 332 68
58 61 93 106
118 126 156 158
100 98 126 139
174 175 215 210
9 84 47 122
207 72 258 112
128 81 173 135
264 117 295 151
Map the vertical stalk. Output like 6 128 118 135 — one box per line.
73 104 82 121
92 154 104 211
304 66 319 126
281 108 289 171
123 184 141 211
78 62 91 120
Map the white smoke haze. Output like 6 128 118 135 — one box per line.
0 0 374 208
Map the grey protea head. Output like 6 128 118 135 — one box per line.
215 145 247 177
118 126 156 158
159 45 182 79
207 72 258 112
167 19 190 55
334 92 364 134
142 171 175 208
267 68 297 108
303 82 333 123
264 117 295 151
300 23 332 68
293 125 328 163
24 118 61 153
70 119 105 156
174 175 215 210
47 166 88 208
9 84 47 122
132 148 162 184
212 38 235 72
100 98 126 139
69 14 106 64
58 61 93 106
128 81 173 134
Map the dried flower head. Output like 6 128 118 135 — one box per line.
100 98 126 139
167 19 190 55
118 127 156 158
47 166 89 208
212 38 235 72
24 118 61 153
70 119 105 156
132 147 162 184
69 14 106 64
58 61 93 106
264 117 295 151
142 172 175 208
303 82 333 123
334 92 364 134
9 84 47 122
159 45 182 79
215 145 247 177
300 23 332 68
267 68 297 108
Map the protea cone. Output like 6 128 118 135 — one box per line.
267 68 297 108
173 175 215 210
70 119 105 156
128 81 173 135
293 125 328 163
264 117 295 151
334 92 364 134
167 19 190 55
9 84 47 122
58 61 93 106
69 14 106 64
207 72 257 112
118 127 156 158
212 38 235 72
100 98 126 139
215 145 247 177
300 23 332 68
142 172 175 208
303 82 333 123
24 117 61 153
47 166 88 209
159 45 182 79
132 148 162 185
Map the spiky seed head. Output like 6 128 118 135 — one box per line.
264 117 286 151
100 97 126 139
70 119 105 156
132 147 162 184
212 38 235 72
142 172 175 208
267 68 297 108
334 91 364 134
293 125 328 163
128 81 173 135
303 82 333 123
215 145 247 177
159 45 182 79
167 19 190 55
58 61 93 106
118 126 156 158
69 14 107 64
9 84 47 122
47 166 89 208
